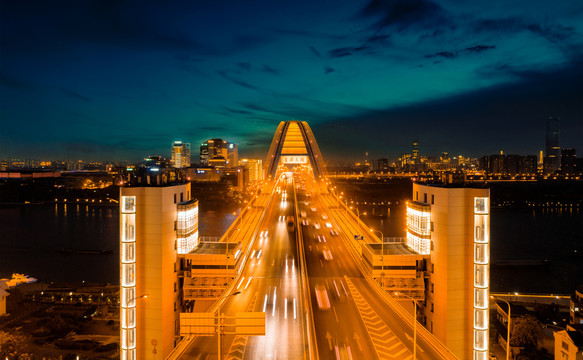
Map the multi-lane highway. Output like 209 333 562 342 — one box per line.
181 176 310 360
176 171 455 360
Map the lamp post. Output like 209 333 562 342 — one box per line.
395 292 417 360
492 296 511 360
369 228 384 276
124 294 148 360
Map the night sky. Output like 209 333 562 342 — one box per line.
1 0 582 162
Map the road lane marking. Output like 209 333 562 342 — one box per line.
244 277 252 289
272 287 277 317
353 332 363 351
320 259 324 268
226 293 258 360
333 307 339 322
345 277 411 359
293 297 297 319
237 277 245 289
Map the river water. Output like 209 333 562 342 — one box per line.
1 203 581 293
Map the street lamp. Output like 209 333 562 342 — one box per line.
369 228 384 276
395 292 417 360
492 296 511 360
124 294 148 359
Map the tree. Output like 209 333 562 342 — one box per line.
0 331 33 360
510 315 544 350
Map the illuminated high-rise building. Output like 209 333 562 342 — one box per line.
200 139 237 167
407 182 490 360
227 142 238 167
412 139 419 162
120 168 197 360
546 117 560 171
239 158 263 182
171 141 191 168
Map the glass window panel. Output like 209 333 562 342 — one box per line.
123 196 135 213
474 350 487 360
474 329 487 350
123 264 135 286
475 264 488 288
474 197 488 214
475 244 488 264
122 287 135 307
474 288 488 308
474 308 488 329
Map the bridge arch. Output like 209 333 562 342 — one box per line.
264 121 327 181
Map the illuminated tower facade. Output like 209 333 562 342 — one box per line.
408 183 490 360
120 171 197 360
171 141 191 168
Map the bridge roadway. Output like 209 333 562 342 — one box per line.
175 173 456 360
180 177 309 359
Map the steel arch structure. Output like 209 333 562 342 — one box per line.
264 121 327 180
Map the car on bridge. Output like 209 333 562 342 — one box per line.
322 248 333 261
314 285 330 310
313 222 321 230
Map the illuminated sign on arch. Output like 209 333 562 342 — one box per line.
281 156 308 164
265 121 327 179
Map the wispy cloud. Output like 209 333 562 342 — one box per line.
60 88 92 102
0 72 35 90
425 44 496 59
359 0 451 32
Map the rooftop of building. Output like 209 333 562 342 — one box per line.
496 302 531 317
565 330 583 348
365 242 418 255
414 180 490 189
189 241 241 255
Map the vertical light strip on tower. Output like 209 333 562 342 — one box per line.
121 196 136 360
473 197 490 360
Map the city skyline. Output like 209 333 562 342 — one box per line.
1 0 582 162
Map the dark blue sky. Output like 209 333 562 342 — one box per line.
1 0 582 162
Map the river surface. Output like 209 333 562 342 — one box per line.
1 203 581 293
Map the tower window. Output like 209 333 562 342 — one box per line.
431 194 434 204
424 193 427 203
174 194 177 204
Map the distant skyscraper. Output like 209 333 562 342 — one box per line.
408 183 490 360
412 139 419 162
561 148 576 174
377 158 389 171
546 117 560 171
200 139 237 167
171 141 191 168
227 142 238 167
239 158 263 182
